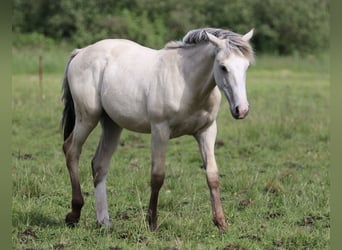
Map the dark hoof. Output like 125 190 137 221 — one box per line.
146 214 158 231
213 218 228 233
149 223 158 232
65 212 80 228
218 223 228 233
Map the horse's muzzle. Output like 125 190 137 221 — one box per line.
232 104 249 119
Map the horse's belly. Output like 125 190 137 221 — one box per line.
106 109 151 133
102 96 151 133
115 117 151 134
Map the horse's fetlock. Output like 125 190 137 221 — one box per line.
72 197 84 210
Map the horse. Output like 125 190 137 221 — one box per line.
61 27 254 232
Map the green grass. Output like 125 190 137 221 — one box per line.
12 47 329 249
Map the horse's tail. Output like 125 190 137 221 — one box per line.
61 49 81 141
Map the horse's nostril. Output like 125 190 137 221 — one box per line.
235 106 240 117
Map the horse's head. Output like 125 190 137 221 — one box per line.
207 29 254 119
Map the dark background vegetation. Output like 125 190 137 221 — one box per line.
12 0 329 54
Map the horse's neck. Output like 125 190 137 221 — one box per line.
179 44 217 99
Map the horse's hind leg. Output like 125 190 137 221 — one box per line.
92 113 122 227
63 118 99 227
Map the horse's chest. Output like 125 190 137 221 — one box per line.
169 110 214 138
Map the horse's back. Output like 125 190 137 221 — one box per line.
70 39 157 68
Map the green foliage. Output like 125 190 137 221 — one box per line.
251 0 330 54
12 32 56 48
12 0 329 54
12 47 329 249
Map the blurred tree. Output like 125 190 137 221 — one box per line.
12 0 329 54
252 0 330 54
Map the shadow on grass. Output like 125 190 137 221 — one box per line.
12 209 62 228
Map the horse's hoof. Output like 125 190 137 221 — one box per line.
213 218 228 233
97 218 113 229
146 213 158 231
218 223 228 233
65 212 80 228
149 223 159 232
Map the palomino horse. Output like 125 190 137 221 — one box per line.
62 28 254 232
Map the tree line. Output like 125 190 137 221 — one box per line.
13 0 329 54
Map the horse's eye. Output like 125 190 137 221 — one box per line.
220 65 228 72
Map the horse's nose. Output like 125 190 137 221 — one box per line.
235 104 249 119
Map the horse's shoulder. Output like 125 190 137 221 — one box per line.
208 87 222 106
203 87 221 117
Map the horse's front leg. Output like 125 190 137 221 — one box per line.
195 121 227 232
147 123 170 231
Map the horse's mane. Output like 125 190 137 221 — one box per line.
165 28 254 62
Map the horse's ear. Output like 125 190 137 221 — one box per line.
206 32 225 49
242 29 254 41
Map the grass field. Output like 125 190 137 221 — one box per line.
12 46 330 249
